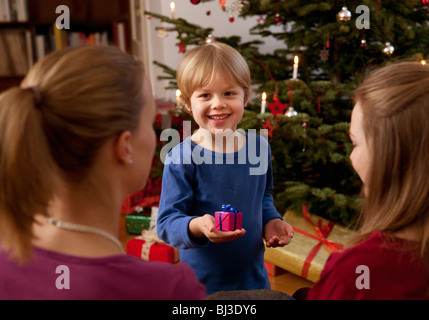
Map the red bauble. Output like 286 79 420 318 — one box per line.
423 0 428 5
229 16 235 22
190 0 201 4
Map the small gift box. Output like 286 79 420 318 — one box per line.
126 230 180 263
125 213 151 235
264 205 354 282
215 204 243 231
125 207 159 235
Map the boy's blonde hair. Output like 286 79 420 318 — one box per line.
177 42 251 105
0 46 145 263
353 61 429 264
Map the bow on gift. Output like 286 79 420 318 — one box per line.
139 229 166 261
293 204 345 279
221 204 238 214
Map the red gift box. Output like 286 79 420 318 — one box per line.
126 236 179 263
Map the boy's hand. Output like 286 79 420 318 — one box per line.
264 219 294 247
189 214 246 243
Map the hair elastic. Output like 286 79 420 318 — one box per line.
21 86 42 107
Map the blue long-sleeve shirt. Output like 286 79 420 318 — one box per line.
157 132 282 295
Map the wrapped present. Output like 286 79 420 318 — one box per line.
125 213 151 235
215 204 243 231
264 205 354 283
125 207 159 235
126 230 179 263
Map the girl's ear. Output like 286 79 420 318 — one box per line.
114 130 133 165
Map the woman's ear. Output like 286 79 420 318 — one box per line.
115 130 134 165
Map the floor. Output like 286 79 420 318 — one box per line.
119 214 314 297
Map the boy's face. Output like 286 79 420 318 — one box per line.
185 74 247 137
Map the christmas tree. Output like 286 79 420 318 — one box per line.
145 0 429 226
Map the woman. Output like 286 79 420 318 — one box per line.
0 46 205 300
306 62 429 299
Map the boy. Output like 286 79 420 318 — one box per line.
157 42 294 295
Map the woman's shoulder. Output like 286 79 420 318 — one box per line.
307 231 429 299
1 247 206 300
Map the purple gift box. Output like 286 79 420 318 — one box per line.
215 205 243 231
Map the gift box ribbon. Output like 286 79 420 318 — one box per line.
138 230 166 260
219 204 239 230
292 204 345 279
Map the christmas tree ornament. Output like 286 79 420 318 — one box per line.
285 106 298 117
178 41 186 53
383 42 394 55
337 7 352 22
274 13 282 24
225 0 244 20
320 48 329 61
360 29 367 49
157 28 168 38
190 0 201 4
261 120 275 138
205 34 216 43
302 122 308 152
257 16 266 25
219 0 227 10
229 16 235 22
206 10 211 16
267 97 288 115
423 0 428 5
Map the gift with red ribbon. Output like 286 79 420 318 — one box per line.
264 205 353 282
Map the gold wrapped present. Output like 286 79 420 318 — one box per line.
264 205 354 283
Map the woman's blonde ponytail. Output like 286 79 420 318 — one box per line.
0 87 57 263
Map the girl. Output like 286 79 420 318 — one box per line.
307 62 429 299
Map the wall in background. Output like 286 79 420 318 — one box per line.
143 0 285 100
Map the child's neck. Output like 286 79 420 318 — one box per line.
191 129 246 153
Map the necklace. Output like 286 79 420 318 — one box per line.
46 218 125 253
